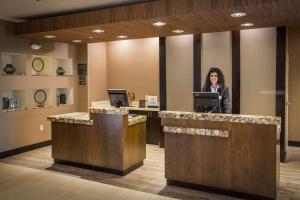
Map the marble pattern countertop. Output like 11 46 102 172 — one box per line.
47 112 93 125
47 112 147 126
89 106 129 114
89 106 160 113
159 111 281 137
159 111 281 126
123 106 160 112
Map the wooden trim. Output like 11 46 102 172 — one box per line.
231 31 241 114
288 141 300 147
54 159 143 176
0 140 51 159
16 0 281 35
167 179 274 200
159 37 166 111
193 34 202 92
276 26 286 162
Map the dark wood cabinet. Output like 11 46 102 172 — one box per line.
129 110 163 147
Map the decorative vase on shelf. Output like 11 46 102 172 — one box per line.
3 64 16 75
60 94 66 104
56 67 65 75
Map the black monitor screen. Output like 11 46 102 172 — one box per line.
107 89 129 107
194 92 220 113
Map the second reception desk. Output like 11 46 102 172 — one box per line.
159 111 281 199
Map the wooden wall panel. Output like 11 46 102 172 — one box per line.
14 0 300 44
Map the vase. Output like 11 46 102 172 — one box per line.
56 67 65 75
3 64 16 74
60 94 66 104
3 97 9 109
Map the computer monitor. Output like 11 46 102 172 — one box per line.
194 92 220 113
107 89 129 107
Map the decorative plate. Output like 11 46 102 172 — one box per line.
34 89 47 106
32 58 44 73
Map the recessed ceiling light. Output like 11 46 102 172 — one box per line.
231 12 247 17
89 36 94 39
153 21 166 27
241 22 254 27
93 29 104 33
72 40 82 43
30 43 42 50
44 35 56 39
173 29 184 34
117 35 127 39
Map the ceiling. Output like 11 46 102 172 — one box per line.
11 0 300 44
0 0 147 22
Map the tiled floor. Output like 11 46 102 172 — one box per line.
1 145 300 200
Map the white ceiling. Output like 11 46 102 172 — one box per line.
0 0 147 22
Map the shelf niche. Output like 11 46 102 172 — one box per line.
1 53 27 75
31 55 53 76
2 90 26 112
55 58 73 76
56 88 73 106
32 88 52 109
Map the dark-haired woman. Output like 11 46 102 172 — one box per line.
202 67 231 114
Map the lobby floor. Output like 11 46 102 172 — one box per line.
1 145 300 200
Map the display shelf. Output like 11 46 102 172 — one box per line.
31 55 53 76
1 52 27 75
2 90 26 112
55 58 73 76
56 88 73 106
33 105 53 109
31 88 53 108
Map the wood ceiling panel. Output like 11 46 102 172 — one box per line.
15 0 300 44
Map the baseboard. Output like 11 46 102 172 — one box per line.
288 141 300 147
167 179 275 200
54 159 143 176
0 140 52 159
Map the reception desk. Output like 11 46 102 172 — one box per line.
159 111 280 199
47 107 147 175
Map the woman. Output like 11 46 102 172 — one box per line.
202 67 231 114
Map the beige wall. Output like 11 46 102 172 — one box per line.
288 26 300 141
87 43 107 105
240 27 276 116
166 35 193 111
107 38 159 100
0 20 78 152
77 44 88 112
201 31 232 100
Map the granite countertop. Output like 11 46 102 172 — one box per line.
47 112 147 126
89 106 129 114
159 111 281 138
89 106 160 113
47 112 93 125
159 111 281 126
123 106 160 112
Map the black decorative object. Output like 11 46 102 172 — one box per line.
59 94 66 104
3 97 9 109
34 89 47 107
3 64 16 74
78 64 87 75
32 58 44 73
78 64 87 85
56 67 65 75
139 100 146 108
